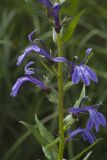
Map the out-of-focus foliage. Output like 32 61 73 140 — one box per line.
0 0 107 159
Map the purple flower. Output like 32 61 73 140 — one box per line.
38 0 61 32
69 106 106 132
52 3 61 33
17 31 68 66
38 0 52 10
17 31 52 66
11 62 47 97
69 128 96 144
86 48 92 55
51 48 98 86
71 49 98 86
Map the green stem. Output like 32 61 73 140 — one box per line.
57 33 65 160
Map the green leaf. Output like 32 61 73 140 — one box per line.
47 88 58 104
21 117 58 160
83 151 92 160
53 27 57 44
20 121 46 145
46 137 60 150
70 139 102 160
63 9 85 42
74 85 85 108
35 115 58 159
60 0 66 4
63 85 85 130
35 115 54 143
63 114 75 131
64 81 73 93
42 146 57 160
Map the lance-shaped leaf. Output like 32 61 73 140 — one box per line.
63 9 85 42
35 115 57 159
74 85 85 108
20 115 58 160
35 115 54 143
47 87 58 104
70 139 102 160
20 121 46 145
83 151 92 160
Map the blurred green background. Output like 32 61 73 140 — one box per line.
0 0 107 159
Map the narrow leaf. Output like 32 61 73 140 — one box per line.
83 151 92 160
74 85 85 108
35 115 54 143
47 88 58 104
46 137 60 150
35 115 58 159
21 119 57 160
63 9 85 42
71 139 102 160
20 121 46 145
64 81 73 93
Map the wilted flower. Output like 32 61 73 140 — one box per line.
69 106 106 132
11 61 48 97
69 128 96 144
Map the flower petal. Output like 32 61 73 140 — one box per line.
72 66 81 84
70 128 83 138
97 112 106 127
52 3 61 32
86 116 94 130
52 57 69 63
86 48 92 55
69 107 85 113
79 66 90 86
28 30 36 43
83 130 95 144
11 76 46 97
17 45 40 66
83 65 98 83
24 61 35 75
69 128 95 144
91 111 100 132
39 48 51 59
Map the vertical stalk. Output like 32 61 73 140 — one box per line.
57 32 64 160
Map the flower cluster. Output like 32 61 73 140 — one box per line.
11 30 98 97
67 102 106 143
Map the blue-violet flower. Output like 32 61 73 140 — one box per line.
69 106 106 132
38 0 61 32
71 48 98 86
17 31 67 66
53 48 98 86
11 61 48 97
69 128 96 144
